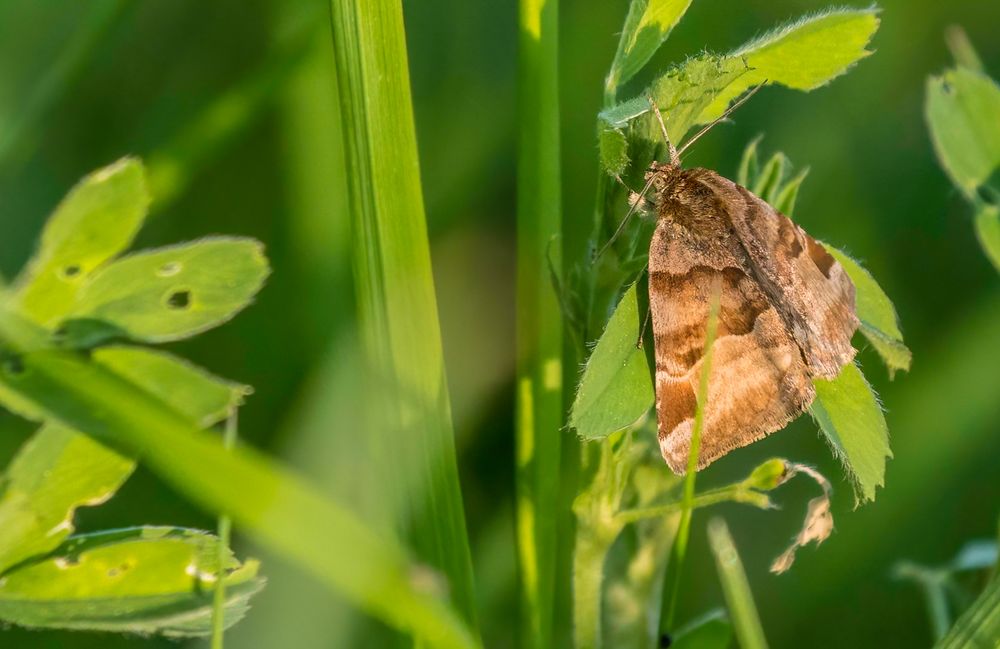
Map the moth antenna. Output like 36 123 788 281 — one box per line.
646 94 679 166
676 81 767 157
593 174 657 263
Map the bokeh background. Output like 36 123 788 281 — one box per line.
0 0 998 647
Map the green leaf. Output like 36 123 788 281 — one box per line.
699 8 881 121
13 158 149 326
973 201 1000 272
707 518 769 649
607 0 693 92
0 307 477 649
67 237 270 342
824 246 912 377
92 345 250 427
751 152 787 203
599 126 630 178
736 135 762 187
570 284 653 439
0 424 134 574
772 167 810 216
810 362 891 503
671 610 734 649
926 67 1000 194
601 8 880 147
0 527 263 637
934 575 1000 649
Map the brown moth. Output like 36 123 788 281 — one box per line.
632 98 859 474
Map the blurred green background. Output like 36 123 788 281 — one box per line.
0 0 997 647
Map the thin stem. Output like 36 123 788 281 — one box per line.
516 0 563 646
615 485 768 525
944 25 984 72
707 518 769 649
922 577 952 642
661 284 721 631
211 411 239 649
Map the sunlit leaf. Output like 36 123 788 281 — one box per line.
13 158 149 326
0 424 133 574
608 0 693 91
700 8 881 121
810 362 890 503
570 284 653 439
823 246 912 377
601 8 879 148
68 237 270 342
0 527 263 637
926 67 1000 194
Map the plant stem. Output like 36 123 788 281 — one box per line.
516 0 563 646
573 532 614 649
615 485 768 525
661 286 721 632
327 0 479 634
707 518 769 649
211 411 239 649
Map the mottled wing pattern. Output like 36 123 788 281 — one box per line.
698 172 858 378
648 172 815 473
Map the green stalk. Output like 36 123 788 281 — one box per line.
707 518 769 649
572 531 613 649
328 0 479 634
661 287 721 632
211 412 239 649
516 0 563 647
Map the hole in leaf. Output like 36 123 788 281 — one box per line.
60 264 82 280
107 562 131 578
157 261 182 277
166 290 192 310
659 633 673 648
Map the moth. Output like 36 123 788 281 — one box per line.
611 93 859 474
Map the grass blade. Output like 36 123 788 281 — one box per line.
327 0 478 632
516 0 564 646
707 518 769 649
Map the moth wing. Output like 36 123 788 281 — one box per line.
649 215 815 474
698 172 858 378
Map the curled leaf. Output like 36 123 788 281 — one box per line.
770 463 834 574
